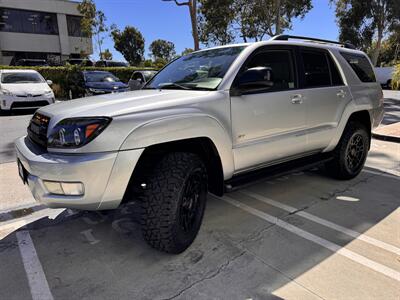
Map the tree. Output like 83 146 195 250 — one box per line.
77 0 108 60
331 0 400 66
149 39 176 62
162 0 200 50
181 48 194 56
101 49 113 60
111 25 145 66
197 0 312 46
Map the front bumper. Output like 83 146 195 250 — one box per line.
0 94 54 110
15 136 143 210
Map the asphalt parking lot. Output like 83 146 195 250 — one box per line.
0 93 399 300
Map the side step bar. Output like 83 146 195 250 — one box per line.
224 153 333 192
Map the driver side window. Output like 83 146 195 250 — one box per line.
246 50 296 91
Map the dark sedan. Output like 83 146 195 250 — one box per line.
67 71 129 99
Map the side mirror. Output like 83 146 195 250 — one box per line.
46 80 53 86
232 67 273 96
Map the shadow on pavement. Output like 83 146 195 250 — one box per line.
0 165 398 299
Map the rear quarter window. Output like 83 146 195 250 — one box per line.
340 52 376 83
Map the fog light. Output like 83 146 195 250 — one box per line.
61 182 84 196
43 180 84 196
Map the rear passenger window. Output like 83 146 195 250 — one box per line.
327 54 343 86
340 52 376 82
301 51 331 88
246 50 296 91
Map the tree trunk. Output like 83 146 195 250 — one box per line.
275 0 282 35
189 0 200 50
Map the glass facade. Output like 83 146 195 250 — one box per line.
0 7 59 35
67 15 85 37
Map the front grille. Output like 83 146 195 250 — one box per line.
11 101 50 109
27 112 50 148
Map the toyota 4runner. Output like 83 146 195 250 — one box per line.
16 35 384 253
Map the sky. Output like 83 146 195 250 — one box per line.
93 0 340 62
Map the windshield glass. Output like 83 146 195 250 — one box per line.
1 72 44 84
146 46 247 90
85 72 120 83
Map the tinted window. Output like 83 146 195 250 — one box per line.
246 50 296 91
1 72 44 83
301 51 330 87
0 8 58 35
340 52 376 82
84 72 120 83
327 54 343 86
67 15 85 37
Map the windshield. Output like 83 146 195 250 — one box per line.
1 72 44 84
145 46 247 90
84 72 120 83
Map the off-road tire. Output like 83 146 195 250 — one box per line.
139 152 208 254
325 121 369 179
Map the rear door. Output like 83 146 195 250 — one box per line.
298 47 352 151
231 45 307 172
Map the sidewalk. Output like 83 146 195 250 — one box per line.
372 122 400 143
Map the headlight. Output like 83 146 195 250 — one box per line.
45 90 53 95
1 89 13 96
47 117 111 148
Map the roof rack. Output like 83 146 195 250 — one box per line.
270 34 356 50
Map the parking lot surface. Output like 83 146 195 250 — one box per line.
0 138 398 300
0 92 399 299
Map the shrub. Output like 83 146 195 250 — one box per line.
0 65 158 98
392 64 400 90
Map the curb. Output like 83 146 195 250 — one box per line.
372 132 400 143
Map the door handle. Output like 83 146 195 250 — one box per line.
291 94 303 104
336 89 346 98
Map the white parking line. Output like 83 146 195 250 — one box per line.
240 190 400 256
220 195 400 282
16 231 54 300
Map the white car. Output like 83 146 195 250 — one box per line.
0 69 55 112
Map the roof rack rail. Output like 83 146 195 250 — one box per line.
270 34 356 50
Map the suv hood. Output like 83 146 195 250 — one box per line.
39 89 212 120
1 83 51 96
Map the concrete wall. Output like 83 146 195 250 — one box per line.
0 0 82 15
0 0 93 64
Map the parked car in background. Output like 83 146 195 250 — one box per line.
67 70 129 99
375 66 394 89
94 60 129 67
128 70 158 90
64 58 94 67
14 59 49 67
0 69 54 112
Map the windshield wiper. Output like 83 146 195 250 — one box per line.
157 83 191 90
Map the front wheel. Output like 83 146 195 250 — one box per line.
139 152 208 254
325 121 370 179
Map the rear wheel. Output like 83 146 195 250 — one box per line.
139 152 208 254
325 121 369 179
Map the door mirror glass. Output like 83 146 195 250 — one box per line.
238 67 274 91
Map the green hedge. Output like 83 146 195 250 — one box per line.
392 64 400 90
0 65 158 98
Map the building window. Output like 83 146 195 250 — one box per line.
0 7 58 35
67 15 86 37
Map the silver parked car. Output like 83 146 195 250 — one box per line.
128 70 158 90
16 35 384 253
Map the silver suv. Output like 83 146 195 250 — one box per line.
16 35 384 253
